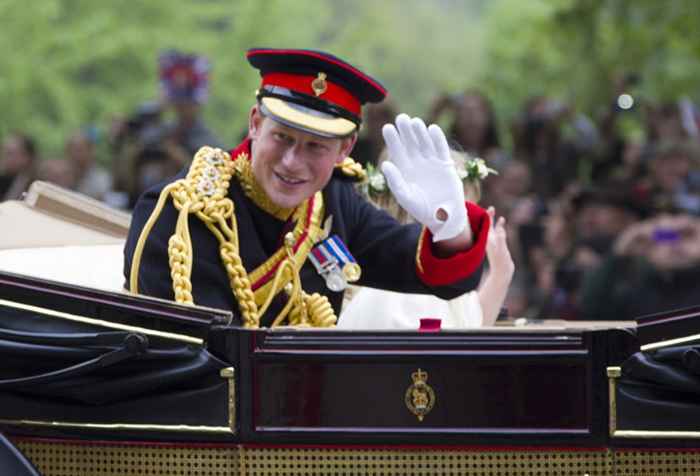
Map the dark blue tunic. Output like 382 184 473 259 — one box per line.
123 140 486 327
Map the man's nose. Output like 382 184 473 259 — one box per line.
280 144 303 170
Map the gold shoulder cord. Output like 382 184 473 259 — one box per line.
336 157 367 182
130 146 336 328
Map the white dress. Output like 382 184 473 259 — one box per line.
337 286 483 330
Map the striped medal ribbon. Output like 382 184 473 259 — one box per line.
309 235 362 292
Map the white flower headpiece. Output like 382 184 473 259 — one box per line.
364 163 387 197
456 157 498 182
363 155 497 198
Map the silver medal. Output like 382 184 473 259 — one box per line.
323 266 348 292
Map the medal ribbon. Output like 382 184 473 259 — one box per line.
309 235 361 289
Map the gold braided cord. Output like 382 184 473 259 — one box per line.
228 156 332 327
168 200 194 304
234 153 325 289
267 233 318 328
258 257 296 322
335 157 367 182
176 147 260 327
293 292 336 327
246 200 311 290
218 240 259 327
248 195 325 306
269 236 336 329
131 145 337 328
129 181 180 294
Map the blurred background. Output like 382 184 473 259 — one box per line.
3 0 700 321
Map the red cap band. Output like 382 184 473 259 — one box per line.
261 72 361 116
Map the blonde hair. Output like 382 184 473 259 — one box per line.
367 148 481 224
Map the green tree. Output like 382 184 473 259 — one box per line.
2 0 700 159
479 0 700 121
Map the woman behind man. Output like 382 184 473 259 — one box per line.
338 151 514 329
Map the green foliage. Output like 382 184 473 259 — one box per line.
1 0 491 156
1 0 699 158
0 0 334 156
480 0 700 122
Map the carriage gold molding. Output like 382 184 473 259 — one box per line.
0 298 202 345
607 366 700 439
0 368 237 436
0 418 232 434
220 367 237 434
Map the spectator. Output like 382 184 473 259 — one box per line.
511 96 593 200
65 130 112 201
122 141 189 209
37 158 76 189
582 213 700 320
637 140 700 215
351 101 397 166
572 185 648 245
108 102 165 208
0 132 38 201
592 71 645 183
537 186 647 319
482 159 536 220
428 89 505 167
157 50 223 156
646 101 690 146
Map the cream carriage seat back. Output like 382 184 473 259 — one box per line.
0 181 129 292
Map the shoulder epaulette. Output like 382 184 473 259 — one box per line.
334 157 367 182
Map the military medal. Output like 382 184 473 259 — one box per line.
309 235 361 292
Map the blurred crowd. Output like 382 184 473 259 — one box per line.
0 50 223 210
3 53 700 322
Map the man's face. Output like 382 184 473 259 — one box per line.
248 106 356 209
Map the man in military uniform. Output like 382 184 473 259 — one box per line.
124 48 490 328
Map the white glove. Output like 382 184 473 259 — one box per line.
381 114 467 242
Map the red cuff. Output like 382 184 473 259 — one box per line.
415 202 490 287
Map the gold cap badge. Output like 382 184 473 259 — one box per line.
311 72 327 97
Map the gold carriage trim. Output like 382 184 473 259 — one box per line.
13 440 630 476
18 439 700 476
607 365 700 439
130 146 334 329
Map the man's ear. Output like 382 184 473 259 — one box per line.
336 133 358 164
248 105 263 140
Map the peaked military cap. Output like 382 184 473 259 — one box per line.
247 48 387 138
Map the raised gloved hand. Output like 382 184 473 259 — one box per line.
381 114 467 242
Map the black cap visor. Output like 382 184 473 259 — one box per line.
258 86 358 138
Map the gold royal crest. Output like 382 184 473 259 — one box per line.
404 368 436 422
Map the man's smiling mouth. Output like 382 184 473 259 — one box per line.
275 172 305 185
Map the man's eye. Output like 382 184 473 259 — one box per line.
308 142 328 152
273 132 290 143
